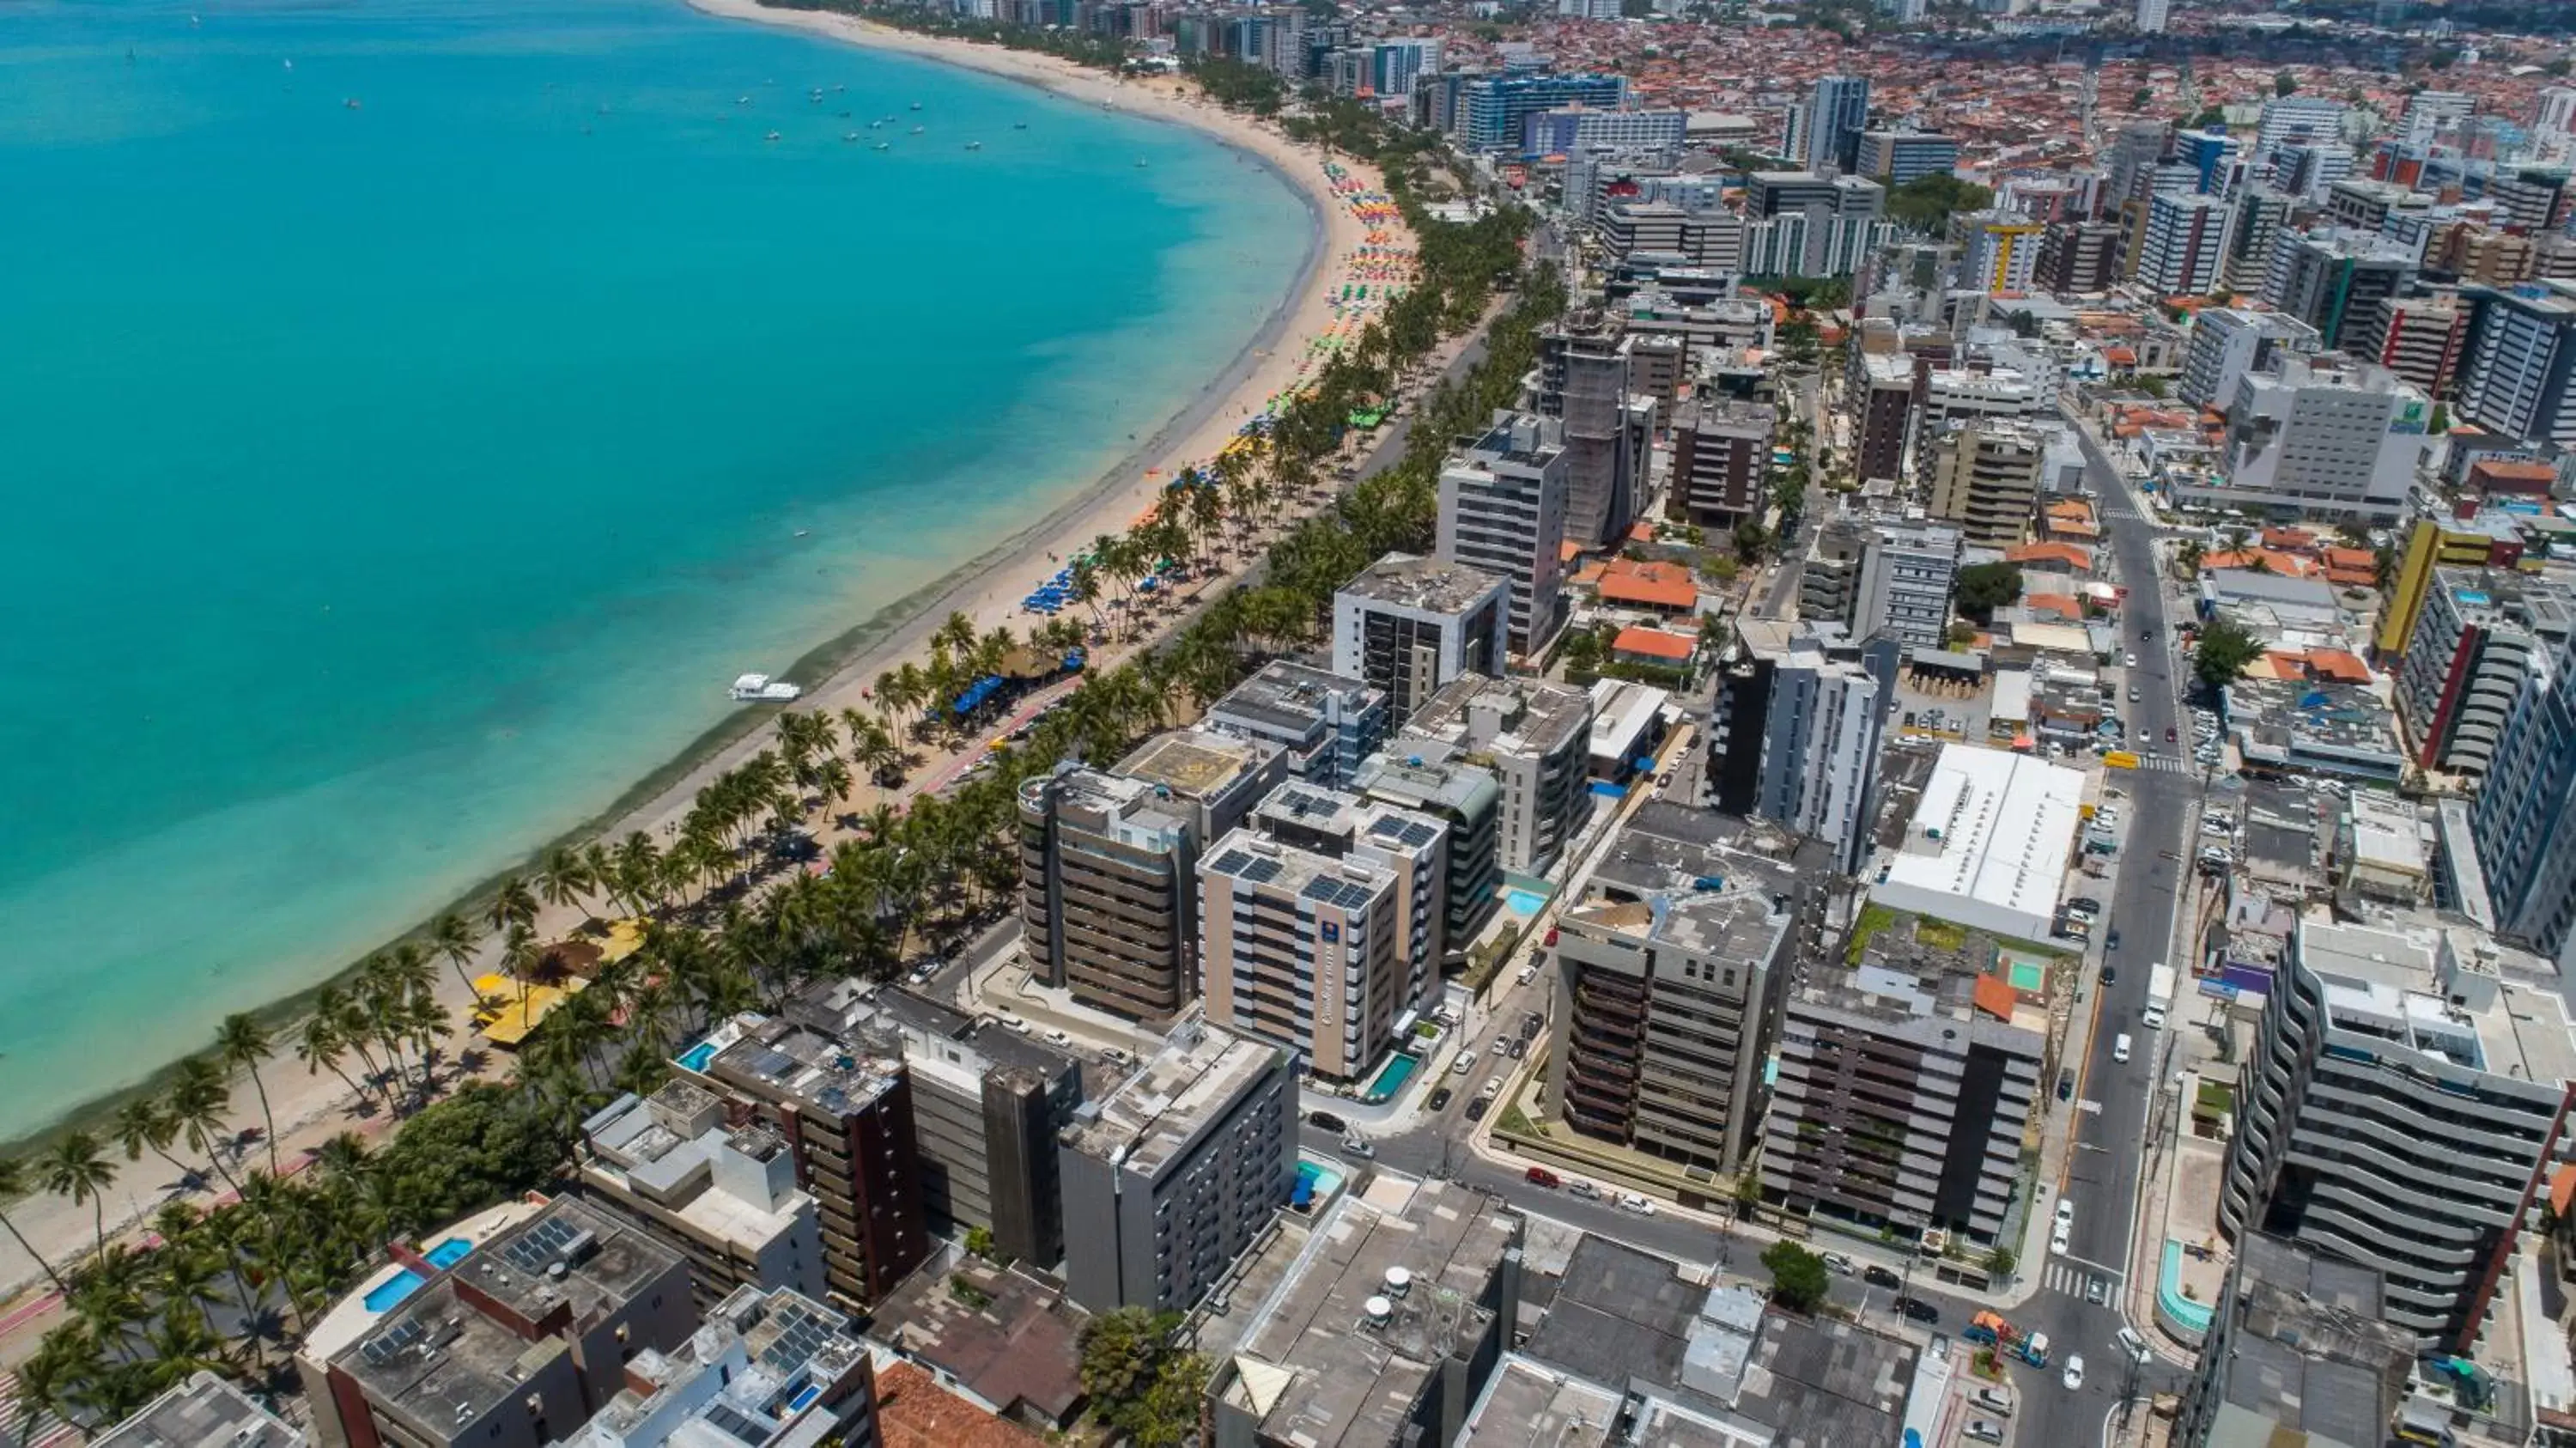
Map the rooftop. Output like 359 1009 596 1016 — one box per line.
1220 1173 1522 1448
1457 1359 1624 1448
873 1360 1046 1448
1209 661 1388 738
94 1372 304 1448
1202 827 1395 910
1524 1236 1705 1390
1115 727 1281 804
870 1258 1086 1429
1337 551 1510 618
1872 743 2086 934
1567 805 1805 967
578 1087 805 1247
569 1284 871 1448
697 1013 907 1125
2202 1233 2413 1448
1060 1016 1280 1179
2298 917 2576 1086
1406 675 1595 759
335 1198 685 1439
1351 748 1502 818
1015 764 1191 854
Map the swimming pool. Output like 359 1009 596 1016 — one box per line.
363 1269 425 1312
425 1237 473 1269
677 1040 718 1073
1362 1051 1420 1104
1503 886 1548 917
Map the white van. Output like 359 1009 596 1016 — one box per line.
2113 1033 2133 1064
2141 1004 2166 1031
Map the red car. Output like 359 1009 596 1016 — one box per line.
2165 727 2178 742
1524 1165 1560 1188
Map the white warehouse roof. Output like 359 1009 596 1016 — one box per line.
1870 743 2085 943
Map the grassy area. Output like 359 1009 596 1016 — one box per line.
2196 1080 2236 1116
1844 902 1899 964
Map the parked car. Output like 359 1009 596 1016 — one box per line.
1308 1110 1349 1133
2128 685 2141 703
1507 1039 1528 1061
2087 1277 2108 1305
1864 1264 1902 1290
1894 1296 1941 1324
1971 1386 2014 1416
1566 1179 1601 1201
1616 1192 1657 1216
2105 928 2121 950
1464 1097 1492 1122
1426 1087 1454 1111
2124 652 2139 667
2166 726 2178 741
2064 897 2101 919
1524 1165 1560 1188
1340 1137 1376 1159
2057 1068 2075 1101
2102 962 2117 984
1965 1421 2006 1445
1452 1055 1475 1076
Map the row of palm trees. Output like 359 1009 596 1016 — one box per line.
0 101 1551 1438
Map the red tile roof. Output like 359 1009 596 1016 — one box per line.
875 1362 1046 1448
1597 559 1699 611
1613 625 1698 660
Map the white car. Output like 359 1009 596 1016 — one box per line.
1971 1385 2014 1416
2055 1197 2076 1227
1964 1421 2006 1445
1820 1251 1856 1276
2123 652 2139 667
2062 1354 2086 1391
1617 1192 1657 1215
1340 1137 1376 1159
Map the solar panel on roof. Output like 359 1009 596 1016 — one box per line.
503 1214 583 1275
1209 849 1253 874
702 1401 774 1445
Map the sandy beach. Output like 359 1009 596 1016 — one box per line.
0 5 1415 1318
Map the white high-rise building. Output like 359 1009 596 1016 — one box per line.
1852 520 1962 652
2175 354 2429 524
2135 0 2169 32
1436 411 1571 654
2135 191 2228 295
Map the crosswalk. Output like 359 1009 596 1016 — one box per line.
0 1372 79 1448
2135 753 2195 775
2042 1259 2122 1304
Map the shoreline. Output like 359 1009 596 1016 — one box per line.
0 2 1396 1303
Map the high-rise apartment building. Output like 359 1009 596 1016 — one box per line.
1790 75 1870 174
2372 295 2470 400
576 1083 825 1306
1197 830 1402 1080
1331 552 1510 724
1953 213 2044 295
688 1013 931 1306
2036 219 2123 293
2394 569 2573 777
2219 187 2294 293
1204 660 1389 790
1455 73 1625 150
1851 520 1962 651
2221 918 2576 1345
1435 411 1571 654
793 978 1083 1269
1546 802 1807 1174
1522 106 1686 160
2177 307 2320 411
2178 354 2429 524
1536 316 1643 549
2456 281 2576 451
1115 727 1288 851
1763 934 2046 1246
1400 674 1595 875
2475 630 2576 967
1856 352 1917 483
1666 399 1774 527
1247 778 1449 1009
2135 191 2228 295
1926 419 2048 547
2261 228 2418 351
1856 130 1958 186
1018 764 1200 1019
2172 1235 2421 1448
1352 748 1503 948
2134 0 2168 33
1059 1018 1295 1313
1706 620 1890 874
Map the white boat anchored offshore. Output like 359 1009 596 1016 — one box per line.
729 672 802 703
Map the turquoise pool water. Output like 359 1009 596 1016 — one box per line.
425 1236 473 1269
1296 1160 1344 1196
364 1269 424 1311
2160 1240 2215 1334
1363 1051 1420 1104
1503 887 1548 916
678 1041 718 1073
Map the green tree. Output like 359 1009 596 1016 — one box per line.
1953 562 2024 623
2275 70 2298 97
2193 616 2265 695
0 1157 73 1294
41 1131 117 1268
2428 401 2450 435
963 1225 996 1260
214 1013 280 1174
1986 1245 2018 1278
1733 520 1772 563
1081 1306 1192 1438
1885 173 1994 234
1762 1240 1832 1312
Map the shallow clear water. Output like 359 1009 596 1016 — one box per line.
0 0 1306 1137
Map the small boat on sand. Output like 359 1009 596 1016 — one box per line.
730 672 802 703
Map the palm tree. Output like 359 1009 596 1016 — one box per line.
295 1006 374 1110
0 1156 74 1293
429 910 483 1009
108 1098 197 1195
40 1132 116 1267
485 874 539 940
165 1059 240 1195
213 1013 280 1174
534 846 596 917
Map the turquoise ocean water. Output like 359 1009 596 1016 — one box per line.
0 0 1309 1139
